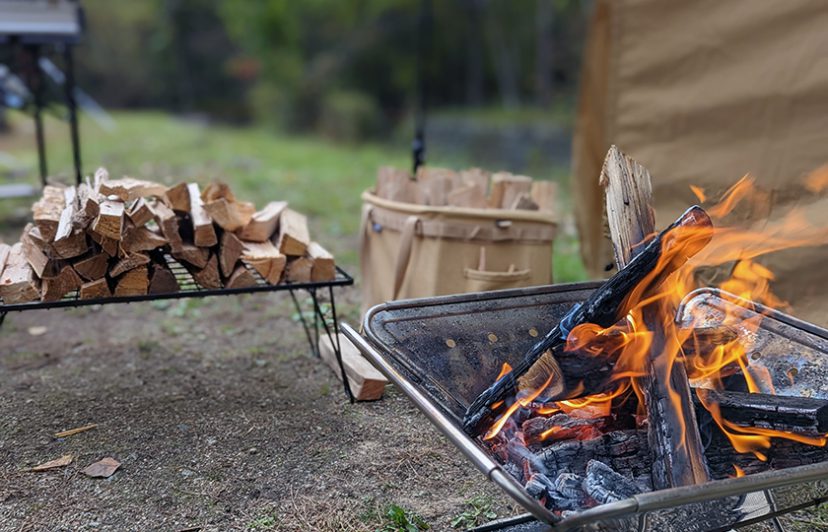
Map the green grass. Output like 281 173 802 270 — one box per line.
0 110 587 279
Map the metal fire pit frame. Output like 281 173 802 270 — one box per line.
341 282 828 530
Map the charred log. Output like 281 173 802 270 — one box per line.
694 389 828 436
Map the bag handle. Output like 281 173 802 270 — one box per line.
393 215 421 299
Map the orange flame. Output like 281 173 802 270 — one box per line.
732 465 745 478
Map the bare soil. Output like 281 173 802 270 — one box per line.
0 286 519 532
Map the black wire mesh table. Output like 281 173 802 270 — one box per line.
0 257 357 401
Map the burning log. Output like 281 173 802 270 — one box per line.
694 389 828 436
522 413 609 447
463 204 713 436
602 145 710 488
584 459 642 504
538 430 653 483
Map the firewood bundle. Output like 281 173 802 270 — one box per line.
0 169 336 304
375 166 557 212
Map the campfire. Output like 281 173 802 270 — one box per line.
463 147 828 517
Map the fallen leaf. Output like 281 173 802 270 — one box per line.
27 454 73 472
55 423 97 438
27 326 48 336
82 457 121 478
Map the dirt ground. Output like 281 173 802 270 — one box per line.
0 284 520 532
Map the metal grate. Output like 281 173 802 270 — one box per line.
0 257 353 313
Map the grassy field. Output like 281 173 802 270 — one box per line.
0 111 587 280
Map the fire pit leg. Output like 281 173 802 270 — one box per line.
602 146 710 488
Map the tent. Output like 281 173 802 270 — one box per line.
572 0 828 325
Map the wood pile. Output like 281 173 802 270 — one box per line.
0 170 337 304
375 166 557 212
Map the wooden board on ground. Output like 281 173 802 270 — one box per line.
240 241 285 284
0 243 40 303
319 333 387 401
187 183 217 247
236 201 287 242
79 278 111 299
275 209 310 256
307 242 335 282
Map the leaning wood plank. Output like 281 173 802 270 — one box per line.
319 333 387 401
172 243 209 269
73 253 109 281
307 242 335 282
236 201 287 242
189 253 222 289
92 199 125 241
41 265 82 302
285 256 313 283
225 265 258 289
114 266 149 296
275 209 310 256
99 177 167 202
488 173 532 209
127 198 153 227
218 231 243 278
0 243 41 303
602 144 710 488
0 243 10 277
148 263 179 294
110 253 150 277
149 200 183 252
240 241 286 284
32 185 65 241
79 278 111 299
187 183 217 247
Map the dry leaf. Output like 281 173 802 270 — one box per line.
27 326 48 336
27 454 73 472
82 457 121 478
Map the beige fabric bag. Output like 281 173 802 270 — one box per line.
360 190 557 314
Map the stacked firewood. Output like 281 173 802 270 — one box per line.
0 169 336 304
375 166 557 211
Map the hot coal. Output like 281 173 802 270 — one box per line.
538 430 652 480
553 472 584 499
584 459 642 504
522 413 609 447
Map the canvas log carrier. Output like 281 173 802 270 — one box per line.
360 191 557 314
572 0 828 326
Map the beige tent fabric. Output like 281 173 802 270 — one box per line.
572 0 828 325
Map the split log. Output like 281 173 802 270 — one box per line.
148 263 179 294
463 205 713 435
240 241 286 284
285 256 313 283
459 168 490 192
694 389 828 436
149 200 183 252
189 254 222 289
52 228 88 259
204 198 255 231
92 199 125 241
122 225 167 253
319 333 388 401
21 224 59 278
488 173 532 209
509 193 539 211
308 242 335 282
602 144 710 488
172 243 209 269
54 186 76 242
114 266 149 296
72 182 99 228
73 253 109 281
416 167 455 206
110 253 150 277
376 166 425 203
236 201 287 242
127 198 153 227
79 278 111 299
447 184 487 208
31 185 65 241
225 265 258 289
218 231 243 278
530 181 557 214
165 182 190 212
0 243 40 303
187 183 217 247
275 209 309 256
99 177 166 202
93 167 108 191
41 265 82 301
89 231 119 257
522 413 609 447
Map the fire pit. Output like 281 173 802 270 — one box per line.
342 284 828 530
